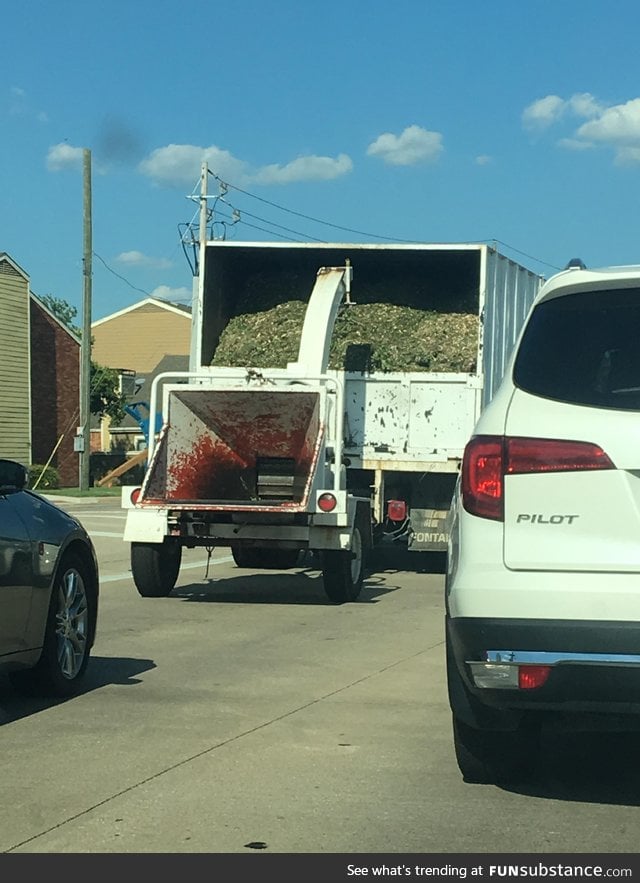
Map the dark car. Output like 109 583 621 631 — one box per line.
0 459 99 697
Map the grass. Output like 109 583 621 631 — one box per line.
40 485 122 497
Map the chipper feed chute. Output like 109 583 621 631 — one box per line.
140 387 325 509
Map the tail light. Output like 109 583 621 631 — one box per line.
387 500 407 522
462 435 615 521
317 492 337 512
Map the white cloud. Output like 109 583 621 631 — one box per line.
138 143 353 187
522 92 603 132
523 92 640 165
138 144 250 187
252 153 352 184
116 250 173 270
475 154 492 166
522 95 566 131
613 146 640 166
366 125 443 166
576 98 640 144
568 93 604 119
149 285 192 303
46 143 108 174
46 142 85 171
557 138 595 151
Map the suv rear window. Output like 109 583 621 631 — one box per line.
513 287 640 410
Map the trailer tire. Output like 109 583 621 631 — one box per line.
321 506 368 604
131 541 182 597
232 546 301 569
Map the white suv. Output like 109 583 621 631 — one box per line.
446 262 640 784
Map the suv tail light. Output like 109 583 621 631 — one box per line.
462 435 615 521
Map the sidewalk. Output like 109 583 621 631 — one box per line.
41 493 120 507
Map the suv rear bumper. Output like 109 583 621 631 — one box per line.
447 615 640 716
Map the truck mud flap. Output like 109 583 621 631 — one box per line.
408 508 449 551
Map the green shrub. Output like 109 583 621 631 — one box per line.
28 463 60 490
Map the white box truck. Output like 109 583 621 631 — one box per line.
122 164 544 602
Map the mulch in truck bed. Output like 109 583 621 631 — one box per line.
212 301 478 373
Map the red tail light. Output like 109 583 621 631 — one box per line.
518 665 551 690
462 436 504 520
318 492 337 512
387 500 407 522
462 435 614 521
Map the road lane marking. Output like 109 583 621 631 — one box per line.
100 554 234 583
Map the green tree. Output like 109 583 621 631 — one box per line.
90 362 126 423
38 294 127 423
39 294 82 337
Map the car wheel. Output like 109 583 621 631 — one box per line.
232 546 301 569
10 553 96 698
452 714 540 784
321 507 368 604
131 540 182 597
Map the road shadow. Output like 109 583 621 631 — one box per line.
502 728 640 806
0 655 155 725
173 566 398 606
370 545 447 575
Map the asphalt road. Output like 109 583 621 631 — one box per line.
2 498 640 855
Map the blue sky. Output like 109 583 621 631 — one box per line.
4 0 640 321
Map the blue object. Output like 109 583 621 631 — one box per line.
124 401 162 445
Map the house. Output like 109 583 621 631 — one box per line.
0 254 31 464
30 295 81 488
0 252 81 486
91 296 192 375
90 297 192 472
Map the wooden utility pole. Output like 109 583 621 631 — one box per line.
79 148 92 490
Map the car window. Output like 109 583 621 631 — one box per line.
513 287 640 410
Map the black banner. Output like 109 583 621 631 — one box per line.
1 853 639 880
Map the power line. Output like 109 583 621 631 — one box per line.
93 251 151 295
207 170 558 270
212 206 324 243
209 170 419 243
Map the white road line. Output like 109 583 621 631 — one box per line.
89 531 127 538
101 555 234 583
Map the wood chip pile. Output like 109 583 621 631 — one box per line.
211 272 479 373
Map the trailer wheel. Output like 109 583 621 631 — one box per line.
321 507 368 604
232 546 301 569
131 541 182 597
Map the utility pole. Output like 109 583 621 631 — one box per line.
78 148 92 490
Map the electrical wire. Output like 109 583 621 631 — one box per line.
208 170 418 243
211 207 316 243
93 252 151 295
206 169 558 271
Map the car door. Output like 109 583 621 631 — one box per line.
0 492 34 655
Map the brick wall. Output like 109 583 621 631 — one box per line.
30 300 80 487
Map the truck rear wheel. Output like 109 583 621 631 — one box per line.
131 541 182 597
232 546 301 569
321 508 368 604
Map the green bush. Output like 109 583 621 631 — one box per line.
28 463 60 490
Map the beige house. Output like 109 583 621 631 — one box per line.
90 297 192 460
91 297 192 376
0 254 31 463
